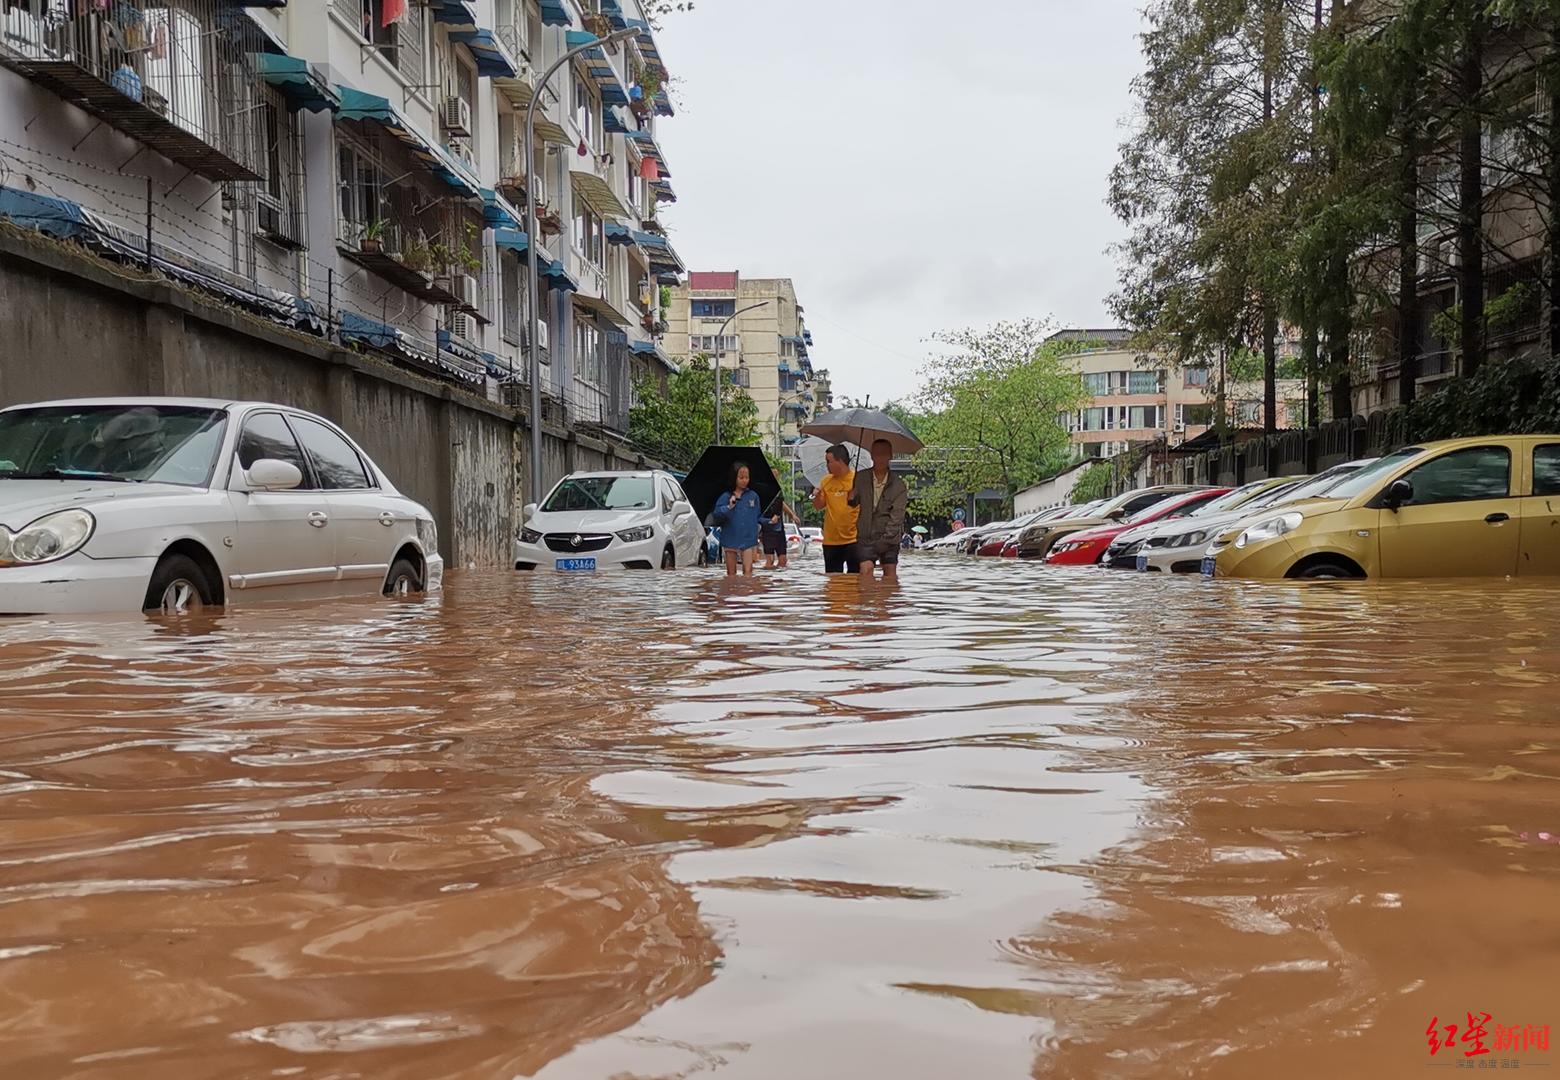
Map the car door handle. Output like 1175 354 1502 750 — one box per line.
1485 512 1510 524
379 512 396 527
307 511 329 528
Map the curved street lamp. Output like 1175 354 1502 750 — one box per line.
525 24 644 504
712 301 768 444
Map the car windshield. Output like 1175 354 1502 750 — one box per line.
1194 483 1275 515
0 404 228 486
1304 452 1418 501
543 475 654 512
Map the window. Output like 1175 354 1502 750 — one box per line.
1535 445 1560 496
690 335 739 353
543 475 653 511
1128 369 1162 394
780 338 795 358
660 479 676 514
1082 372 1109 396
1233 401 1261 426
337 139 385 242
573 196 604 267
501 253 523 347
1121 491 1172 515
573 77 597 148
238 412 314 487
1127 406 1162 430
691 299 736 318
575 319 602 383
338 0 424 81
1107 371 1130 395
1184 367 1210 388
1397 446 1511 505
1081 407 1107 432
1176 403 1213 427
0 405 227 488
291 417 373 490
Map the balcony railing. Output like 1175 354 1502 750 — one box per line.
0 0 261 180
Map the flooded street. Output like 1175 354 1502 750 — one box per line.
0 557 1556 1078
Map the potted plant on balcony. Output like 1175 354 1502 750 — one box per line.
359 218 389 255
537 204 564 237
403 238 435 277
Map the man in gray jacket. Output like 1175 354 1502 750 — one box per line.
849 438 909 581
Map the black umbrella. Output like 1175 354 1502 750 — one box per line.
682 446 784 525
801 407 923 457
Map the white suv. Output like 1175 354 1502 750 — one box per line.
515 470 706 571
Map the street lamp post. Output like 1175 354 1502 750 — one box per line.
525 24 642 505
712 301 768 444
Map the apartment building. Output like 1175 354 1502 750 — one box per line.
664 271 828 452
0 0 680 432
1049 329 1306 459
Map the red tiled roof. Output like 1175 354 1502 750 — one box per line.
689 271 738 291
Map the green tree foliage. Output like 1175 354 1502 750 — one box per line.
1069 462 1115 503
628 355 760 469
904 320 1088 515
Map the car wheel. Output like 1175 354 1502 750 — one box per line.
384 557 424 596
144 554 214 615
1295 560 1354 580
661 545 676 570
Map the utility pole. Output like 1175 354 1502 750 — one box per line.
525 24 642 505
711 301 767 444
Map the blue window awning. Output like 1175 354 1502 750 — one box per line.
625 18 668 81
650 177 676 203
603 107 629 134
625 130 669 177
602 0 628 29
252 53 339 112
429 0 477 26
565 30 630 106
605 221 635 246
482 189 522 230
538 0 569 26
450 28 517 78
493 228 530 254
337 86 480 200
630 339 673 367
542 260 579 294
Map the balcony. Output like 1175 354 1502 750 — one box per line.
491 23 537 107
337 218 463 306
0 0 262 181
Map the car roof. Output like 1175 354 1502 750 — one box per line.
562 470 657 479
4 396 249 411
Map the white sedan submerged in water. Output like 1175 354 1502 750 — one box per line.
0 398 442 615
514 470 706 571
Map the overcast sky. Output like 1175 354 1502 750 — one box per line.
652 0 1147 406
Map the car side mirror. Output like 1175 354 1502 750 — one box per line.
522 502 538 521
1384 478 1413 511
671 499 692 517
246 458 303 491
1106 508 1127 521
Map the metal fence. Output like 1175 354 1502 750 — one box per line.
0 0 261 181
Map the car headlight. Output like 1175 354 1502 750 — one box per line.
416 517 438 551
616 525 655 543
519 527 542 545
1235 512 1303 550
1178 530 1207 548
0 508 95 566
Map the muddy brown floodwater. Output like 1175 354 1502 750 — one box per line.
0 559 1556 1079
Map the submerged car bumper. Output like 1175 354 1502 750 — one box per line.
514 535 665 571
1139 544 1209 574
0 553 156 615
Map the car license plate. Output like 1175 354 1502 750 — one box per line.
1135 554 1148 572
1200 556 1216 577
555 558 597 572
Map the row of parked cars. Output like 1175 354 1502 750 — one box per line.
925 435 1560 579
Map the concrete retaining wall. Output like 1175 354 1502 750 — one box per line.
0 228 657 567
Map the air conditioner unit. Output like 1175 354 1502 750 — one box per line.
534 318 549 350
1173 421 1186 433
451 273 479 309
448 137 475 170
256 198 283 238
449 311 476 342
441 96 472 138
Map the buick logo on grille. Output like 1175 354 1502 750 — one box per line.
570 534 583 548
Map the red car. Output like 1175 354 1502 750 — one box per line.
1042 488 1230 566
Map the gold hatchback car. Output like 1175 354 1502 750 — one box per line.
1207 435 1560 579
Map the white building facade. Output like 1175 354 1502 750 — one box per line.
0 0 680 430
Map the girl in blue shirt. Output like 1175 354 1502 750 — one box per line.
713 462 763 576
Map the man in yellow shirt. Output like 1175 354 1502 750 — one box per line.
810 444 859 574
